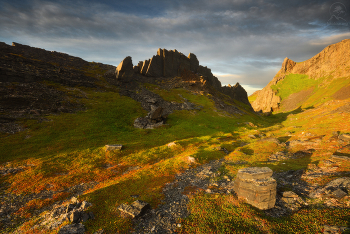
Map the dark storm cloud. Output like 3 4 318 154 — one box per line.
0 0 349 93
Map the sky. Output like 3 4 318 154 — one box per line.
1 0 350 95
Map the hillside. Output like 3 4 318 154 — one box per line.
251 39 350 113
1 42 350 234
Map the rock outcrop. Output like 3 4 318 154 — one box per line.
221 83 251 106
252 39 350 112
116 56 134 79
116 48 252 107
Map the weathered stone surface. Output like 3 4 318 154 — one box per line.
105 144 123 152
323 225 349 234
58 223 85 234
221 83 251 106
331 155 350 162
146 55 163 77
338 133 350 142
149 107 164 121
236 167 273 180
118 200 151 218
188 53 199 72
116 56 134 79
233 167 276 210
140 59 150 75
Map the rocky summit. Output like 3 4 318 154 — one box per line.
1 40 350 234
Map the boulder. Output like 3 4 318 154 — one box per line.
58 223 85 234
339 133 350 142
233 167 276 210
105 144 123 152
118 200 151 218
116 56 134 79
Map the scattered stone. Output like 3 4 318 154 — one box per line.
105 144 123 152
259 137 280 144
167 142 177 148
268 152 290 162
281 191 306 211
248 134 257 139
233 167 276 210
338 134 350 142
286 140 320 149
331 155 350 162
118 200 151 218
331 188 347 199
187 156 196 164
58 223 85 234
217 147 231 155
323 225 349 234
245 122 257 127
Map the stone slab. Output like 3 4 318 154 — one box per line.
105 144 123 151
236 167 273 180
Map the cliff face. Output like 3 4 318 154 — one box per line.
252 39 350 112
116 48 251 107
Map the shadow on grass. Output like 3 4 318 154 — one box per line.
260 106 315 128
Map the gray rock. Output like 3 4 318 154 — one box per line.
145 55 163 77
331 155 350 162
69 210 81 223
105 144 123 152
58 223 85 234
233 167 276 210
323 225 349 234
118 200 151 218
338 133 350 142
140 59 150 75
149 107 164 121
188 53 199 72
116 56 134 79
331 188 347 199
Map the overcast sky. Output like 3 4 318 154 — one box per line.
1 0 350 95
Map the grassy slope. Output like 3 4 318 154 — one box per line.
1 68 350 233
271 73 350 112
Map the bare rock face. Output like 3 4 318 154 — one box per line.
281 57 296 73
116 56 134 79
252 39 350 113
221 83 251 107
233 167 277 210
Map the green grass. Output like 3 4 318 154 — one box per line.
2 74 350 233
248 92 258 103
271 73 319 101
178 193 350 233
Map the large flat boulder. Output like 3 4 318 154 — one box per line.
233 167 276 210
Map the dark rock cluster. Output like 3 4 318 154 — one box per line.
115 49 251 108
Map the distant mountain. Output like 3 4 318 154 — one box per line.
251 39 350 113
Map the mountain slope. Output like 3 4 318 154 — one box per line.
252 39 350 113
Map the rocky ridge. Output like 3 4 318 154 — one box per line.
252 39 350 112
115 49 251 109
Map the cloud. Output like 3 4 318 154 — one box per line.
0 0 349 90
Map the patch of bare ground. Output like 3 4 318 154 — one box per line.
333 85 350 100
281 87 314 112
